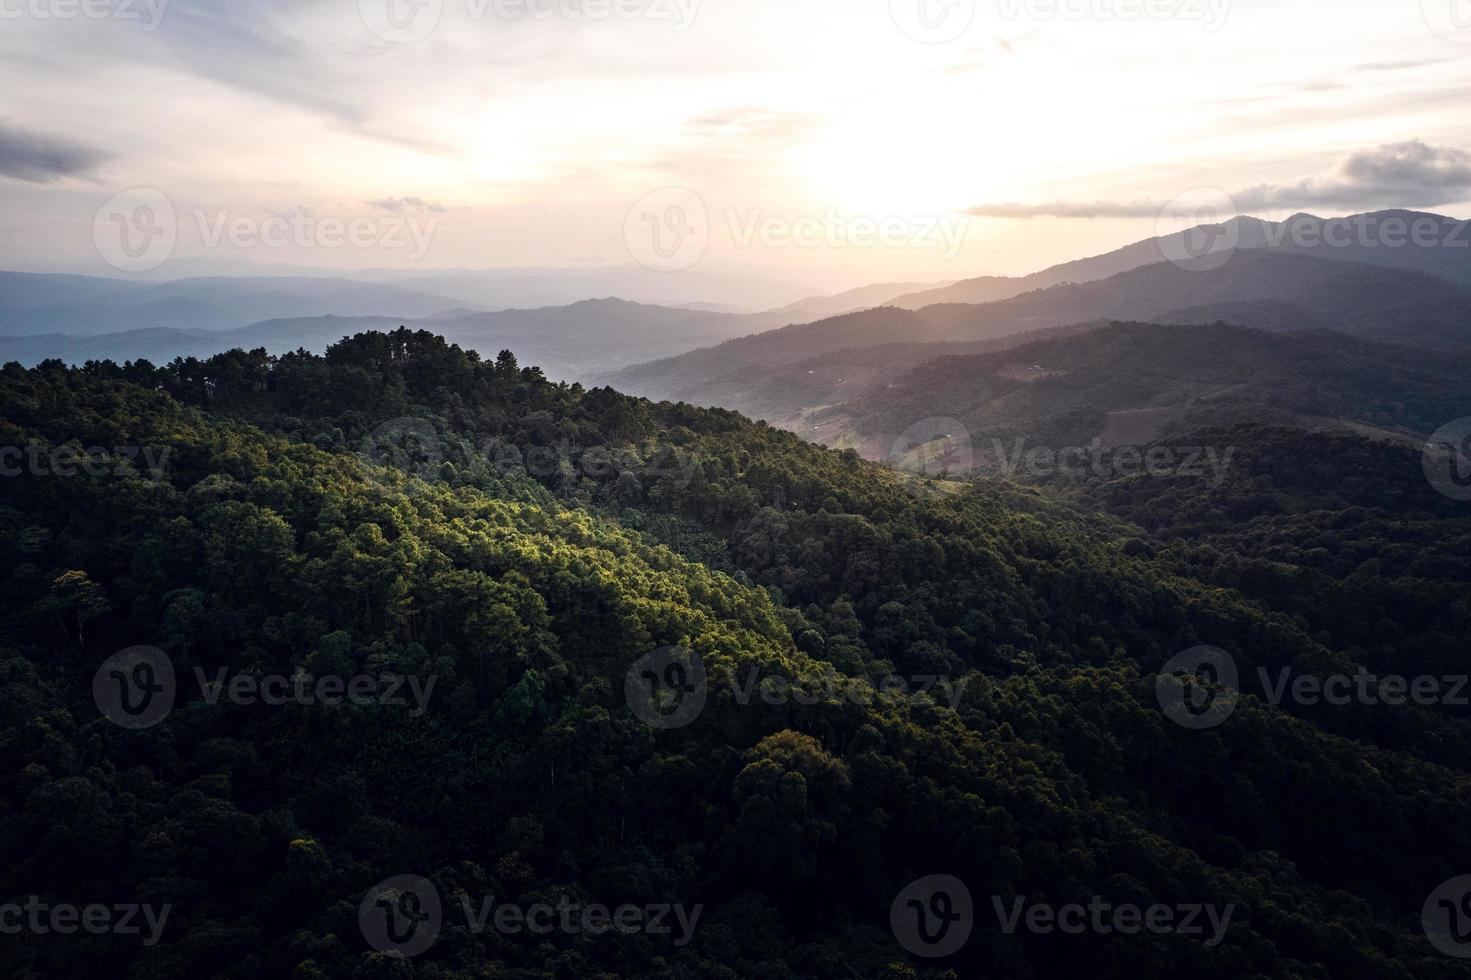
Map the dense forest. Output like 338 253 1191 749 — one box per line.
3 329 1470 978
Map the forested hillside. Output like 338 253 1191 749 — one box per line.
822 321 1471 461
2 331 1470 978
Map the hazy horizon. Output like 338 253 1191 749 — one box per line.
4 0 1471 297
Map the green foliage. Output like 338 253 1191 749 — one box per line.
1 333 1468 979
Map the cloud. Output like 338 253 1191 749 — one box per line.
150 0 364 123
963 141 1471 219
1235 141 1471 209
368 197 448 214
0 121 111 184
1356 58 1447 72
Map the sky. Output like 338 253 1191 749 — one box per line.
2 0 1470 297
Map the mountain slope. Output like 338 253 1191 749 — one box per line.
890 213 1287 308
768 279 954 320
603 250 1471 423
922 249 1471 349
892 209 1471 308
4 332 1470 977
0 271 151 312
818 320 1471 464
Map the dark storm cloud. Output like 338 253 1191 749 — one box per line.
0 121 111 183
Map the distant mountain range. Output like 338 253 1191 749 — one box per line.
922 249 1471 349
0 269 933 377
349 265 820 313
601 246 1471 425
769 280 954 320
0 273 467 337
8 209 1471 419
888 209 1471 308
0 298 806 381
